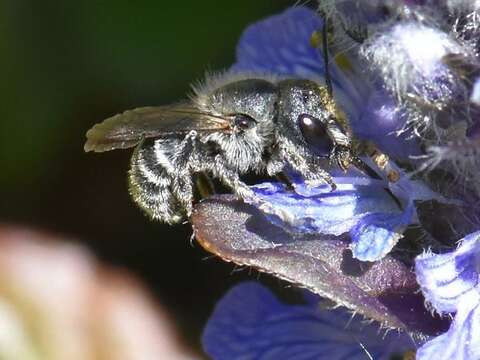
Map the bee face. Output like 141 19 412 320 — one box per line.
276 79 352 158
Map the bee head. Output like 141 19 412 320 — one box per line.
277 79 353 165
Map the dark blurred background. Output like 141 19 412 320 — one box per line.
0 0 296 355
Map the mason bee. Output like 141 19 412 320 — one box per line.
85 74 362 224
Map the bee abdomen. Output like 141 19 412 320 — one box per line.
128 140 184 224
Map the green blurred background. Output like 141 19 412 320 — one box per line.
0 0 295 354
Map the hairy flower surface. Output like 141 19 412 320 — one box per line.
354 0 480 195
415 231 480 360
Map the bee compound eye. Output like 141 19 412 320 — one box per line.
233 114 256 130
298 114 334 157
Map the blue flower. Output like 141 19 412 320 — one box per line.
415 231 480 360
362 21 465 105
356 2 480 196
225 6 456 261
195 3 480 359
357 91 420 160
231 6 420 159
203 282 415 360
251 160 457 261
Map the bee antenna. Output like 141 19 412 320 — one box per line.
321 17 333 97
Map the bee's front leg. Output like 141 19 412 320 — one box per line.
212 161 258 202
210 158 297 224
279 138 336 191
329 145 353 172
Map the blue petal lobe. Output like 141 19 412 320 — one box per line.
417 300 480 360
202 282 413 360
252 180 401 236
471 77 480 106
232 7 325 79
415 231 480 313
349 203 415 262
356 91 421 159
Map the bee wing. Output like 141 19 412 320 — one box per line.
84 103 231 152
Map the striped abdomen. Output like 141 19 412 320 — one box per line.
128 138 184 224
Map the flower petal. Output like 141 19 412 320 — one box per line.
349 203 414 262
251 176 423 262
203 282 414 360
471 77 480 106
192 195 449 335
417 299 480 360
251 179 402 237
415 231 480 313
356 91 420 159
232 7 326 79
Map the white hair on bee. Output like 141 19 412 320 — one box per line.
189 71 280 111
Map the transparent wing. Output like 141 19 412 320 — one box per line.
84 103 231 152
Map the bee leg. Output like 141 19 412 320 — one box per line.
299 163 336 192
214 163 298 224
275 172 295 191
216 167 257 202
266 153 296 191
172 173 194 218
171 131 199 218
280 139 336 191
330 145 353 172
194 172 216 198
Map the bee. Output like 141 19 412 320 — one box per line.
84 74 365 224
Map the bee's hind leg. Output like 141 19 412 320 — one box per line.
171 173 194 219
170 131 201 219
213 161 298 225
194 172 216 198
174 171 215 220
